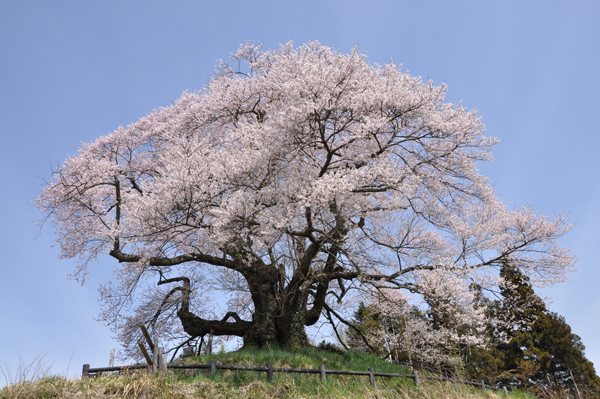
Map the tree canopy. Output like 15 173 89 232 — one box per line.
37 41 575 358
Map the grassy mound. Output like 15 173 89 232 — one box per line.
175 345 412 373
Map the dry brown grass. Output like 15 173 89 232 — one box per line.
0 371 533 399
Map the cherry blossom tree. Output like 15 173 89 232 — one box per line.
351 282 488 369
37 41 575 354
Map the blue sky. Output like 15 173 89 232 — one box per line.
1 0 599 382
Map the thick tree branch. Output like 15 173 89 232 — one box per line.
158 276 253 338
109 248 239 270
304 247 340 325
177 309 252 338
158 277 191 311
304 200 349 324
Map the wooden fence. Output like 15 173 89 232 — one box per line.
84 324 509 393
82 360 509 394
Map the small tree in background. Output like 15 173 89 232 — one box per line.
346 283 487 370
344 301 388 357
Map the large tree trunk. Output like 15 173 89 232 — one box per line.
243 268 310 349
242 270 280 347
275 302 310 349
174 265 313 349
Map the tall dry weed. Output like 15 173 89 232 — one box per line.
0 352 55 387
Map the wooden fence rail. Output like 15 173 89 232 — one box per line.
82 360 509 394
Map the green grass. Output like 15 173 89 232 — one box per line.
169 346 532 397
177 345 412 372
0 347 536 399
172 345 415 391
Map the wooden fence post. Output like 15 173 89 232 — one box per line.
319 365 326 381
368 367 376 388
138 323 155 352
108 348 115 375
162 348 168 373
210 359 217 377
503 386 509 395
267 363 273 383
137 339 153 366
481 380 485 390
413 370 419 386
82 364 90 378
152 334 159 374
158 347 167 373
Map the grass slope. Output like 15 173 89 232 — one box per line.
0 347 535 399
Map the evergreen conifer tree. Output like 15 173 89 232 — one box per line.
467 262 600 397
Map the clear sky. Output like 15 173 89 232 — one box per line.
1 0 598 383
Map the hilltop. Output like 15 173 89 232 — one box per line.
0 347 534 398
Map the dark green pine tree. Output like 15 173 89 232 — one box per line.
527 311 600 397
496 262 548 386
467 262 600 397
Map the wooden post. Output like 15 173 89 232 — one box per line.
267 363 273 383
503 386 509 395
152 334 159 374
207 331 213 356
108 348 115 375
319 364 326 381
210 359 217 377
82 364 90 378
368 367 376 388
158 347 167 373
138 323 155 352
481 380 485 390
162 348 168 373
413 370 420 386
137 339 153 366
109 348 115 367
